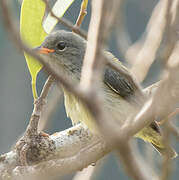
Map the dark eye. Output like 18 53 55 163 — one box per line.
57 41 66 51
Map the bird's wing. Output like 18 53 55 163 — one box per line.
103 52 144 104
104 68 135 100
104 52 161 138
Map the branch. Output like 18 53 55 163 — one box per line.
0 124 108 180
0 80 178 179
126 0 170 82
14 76 55 166
123 41 179 139
74 0 88 28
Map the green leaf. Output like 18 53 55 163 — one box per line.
20 0 76 99
20 0 47 99
43 0 75 34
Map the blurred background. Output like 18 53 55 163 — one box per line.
0 0 178 179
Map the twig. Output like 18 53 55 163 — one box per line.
74 0 88 28
80 1 159 180
128 0 170 82
121 0 179 138
80 0 126 133
80 0 107 90
158 108 179 125
115 1 132 57
39 87 62 131
122 42 179 140
15 76 55 165
161 0 179 65
39 75 54 99
43 0 87 39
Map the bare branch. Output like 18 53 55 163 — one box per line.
39 87 62 131
0 79 177 179
123 42 179 139
126 0 170 82
0 124 108 179
39 75 54 100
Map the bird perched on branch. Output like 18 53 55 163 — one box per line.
36 30 177 158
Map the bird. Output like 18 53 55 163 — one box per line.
35 30 177 158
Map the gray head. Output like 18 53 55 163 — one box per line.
38 30 86 80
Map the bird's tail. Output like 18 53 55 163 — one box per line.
136 121 177 159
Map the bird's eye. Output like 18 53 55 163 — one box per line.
57 41 66 51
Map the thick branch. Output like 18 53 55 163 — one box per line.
0 124 108 180
0 81 172 179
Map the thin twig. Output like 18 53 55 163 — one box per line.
128 0 170 82
39 75 54 99
123 44 179 139
43 0 87 39
15 76 55 165
39 87 62 131
161 0 179 65
74 0 88 28
158 108 179 125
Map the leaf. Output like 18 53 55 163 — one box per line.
20 0 47 99
43 0 75 34
21 0 76 99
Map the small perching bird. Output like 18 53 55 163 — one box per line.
35 30 177 158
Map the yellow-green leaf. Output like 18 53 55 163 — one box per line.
20 0 47 99
21 0 76 100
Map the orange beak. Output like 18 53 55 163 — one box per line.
39 47 55 54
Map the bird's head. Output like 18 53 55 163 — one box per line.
36 30 86 80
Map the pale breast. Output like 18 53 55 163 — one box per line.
63 89 97 131
63 86 136 134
